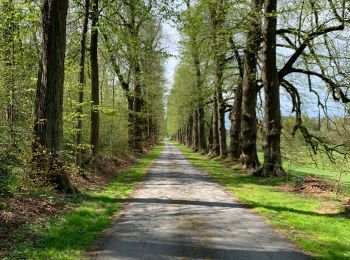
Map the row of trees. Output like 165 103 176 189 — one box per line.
167 0 350 176
0 0 167 193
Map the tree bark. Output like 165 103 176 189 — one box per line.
210 1 227 158
76 0 90 165
129 2 143 153
33 0 75 193
133 64 143 152
211 93 220 156
187 115 193 147
192 108 199 151
241 0 261 170
127 96 134 148
208 110 214 152
214 52 227 157
228 40 243 159
198 105 207 152
193 46 207 153
261 0 285 177
230 81 242 159
90 0 99 157
217 83 227 157
109 79 115 157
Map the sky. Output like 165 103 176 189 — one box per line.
161 22 181 93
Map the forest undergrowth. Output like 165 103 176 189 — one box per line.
0 143 164 259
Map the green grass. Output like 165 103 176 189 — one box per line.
5 143 164 260
177 144 350 260
257 152 350 195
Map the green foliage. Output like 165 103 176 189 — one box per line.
167 62 197 135
0 133 27 196
167 0 247 137
0 1 39 149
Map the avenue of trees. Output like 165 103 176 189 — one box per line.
167 0 350 176
0 0 168 194
1 0 350 195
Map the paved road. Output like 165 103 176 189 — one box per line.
90 142 308 260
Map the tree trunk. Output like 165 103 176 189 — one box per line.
193 47 207 153
230 81 242 159
90 0 99 156
187 115 193 147
109 79 115 157
192 108 199 151
180 127 186 145
217 85 227 157
133 64 143 152
33 0 75 193
241 0 261 170
214 53 227 157
127 96 134 148
76 0 90 166
208 110 214 152
211 93 220 156
128 1 143 153
198 105 207 153
261 0 284 177
210 2 227 158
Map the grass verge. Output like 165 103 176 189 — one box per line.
4 143 164 260
177 144 350 260
256 152 350 195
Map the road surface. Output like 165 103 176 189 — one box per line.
90 142 308 260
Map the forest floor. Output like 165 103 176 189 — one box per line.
0 144 163 259
178 144 350 259
87 141 308 260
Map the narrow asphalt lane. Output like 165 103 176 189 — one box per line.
89 141 308 260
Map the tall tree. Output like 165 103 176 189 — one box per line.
209 0 228 157
130 0 144 152
261 0 284 176
2 0 16 146
76 0 90 165
33 0 75 192
228 40 243 159
192 108 199 151
90 0 100 156
184 0 207 153
240 0 261 170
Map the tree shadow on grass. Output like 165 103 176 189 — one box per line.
176 151 350 220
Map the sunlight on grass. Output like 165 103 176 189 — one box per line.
257 152 350 195
178 144 350 260
5 143 164 260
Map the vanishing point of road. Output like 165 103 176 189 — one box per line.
89 141 309 260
